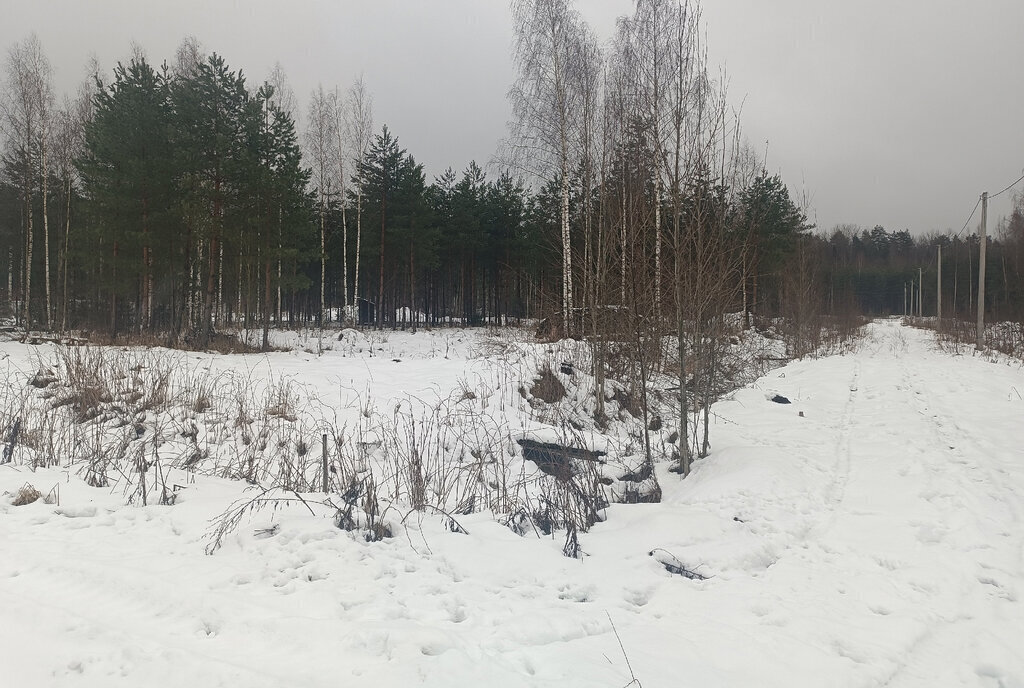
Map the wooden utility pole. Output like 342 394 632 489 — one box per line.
903 282 908 317
977 191 988 349
936 244 942 331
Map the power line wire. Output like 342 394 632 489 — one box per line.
953 197 981 238
988 170 1024 200
948 168 1023 242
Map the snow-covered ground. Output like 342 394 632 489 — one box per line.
1 319 1022 687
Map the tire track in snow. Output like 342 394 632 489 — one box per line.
825 358 859 525
877 327 1024 687
902 351 1023 572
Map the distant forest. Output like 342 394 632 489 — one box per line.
2 1 1023 352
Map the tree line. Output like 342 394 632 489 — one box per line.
815 220 1024 322
0 18 812 352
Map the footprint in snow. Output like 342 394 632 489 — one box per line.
558 584 595 603
624 587 652 607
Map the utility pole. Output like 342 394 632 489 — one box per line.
977 191 988 349
936 244 942 331
903 282 907 317
918 267 923 318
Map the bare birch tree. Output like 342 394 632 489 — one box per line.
305 85 337 326
633 0 674 325
509 0 593 338
330 86 350 318
2 34 53 332
53 64 95 331
343 77 372 323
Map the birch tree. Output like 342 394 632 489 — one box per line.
343 77 373 322
331 86 350 318
1 34 53 331
509 0 593 338
305 85 336 326
39 68 54 331
53 67 95 331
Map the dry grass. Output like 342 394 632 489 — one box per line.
11 483 43 506
529 365 566 403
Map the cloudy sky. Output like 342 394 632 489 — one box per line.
3 0 1023 235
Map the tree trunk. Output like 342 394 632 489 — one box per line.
110 240 118 336
23 188 33 331
377 190 386 329
41 137 52 331
216 241 224 328
354 189 362 323
200 232 217 348
60 173 72 331
7 248 13 318
560 162 572 337
341 195 349 318
409 235 416 334
654 177 661 322
319 197 326 326
262 257 271 351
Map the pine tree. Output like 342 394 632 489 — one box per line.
78 57 174 335
170 53 249 346
739 172 812 324
233 84 308 348
353 125 404 328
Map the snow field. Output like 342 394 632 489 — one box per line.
0 319 1022 686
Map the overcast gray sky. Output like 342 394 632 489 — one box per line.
4 0 1023 235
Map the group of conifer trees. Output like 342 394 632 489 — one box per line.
1 11 819 357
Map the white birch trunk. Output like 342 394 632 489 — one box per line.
336 122 349 314
620 183 626 305
7 248 13 316
560 164 572 336
654 177 662 320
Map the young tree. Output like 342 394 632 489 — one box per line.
330 86 349 316
343 77 373 323
305 84 337 326
355 125 405 328
1 34 53 331
248 83 309 350
52 62 97 331
266 61 297 323
739 171 812 325
510 0 595 337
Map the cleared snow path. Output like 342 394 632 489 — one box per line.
1 320 1022 687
